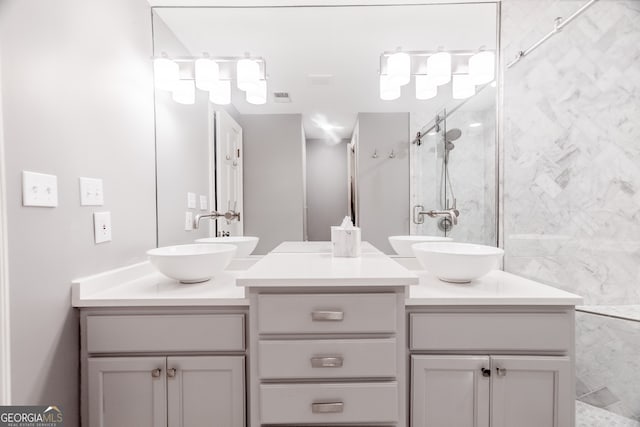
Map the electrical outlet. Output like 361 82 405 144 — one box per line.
22 171 58 207
184 211 193 231
93 211 112 244
79 177 104 206
187 192 197 209
199 195 208 210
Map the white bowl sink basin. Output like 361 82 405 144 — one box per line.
388 235 453 257
413 242 504 283
195 236 259 257
147 244 236 284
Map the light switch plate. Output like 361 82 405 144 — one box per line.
187 192 197 209
94 211 112 243
199 195 208 210
22 171 58 207
79 177 104 206
184 211 193 231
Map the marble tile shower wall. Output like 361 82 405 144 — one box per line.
502 0 640 305
409 109 497 245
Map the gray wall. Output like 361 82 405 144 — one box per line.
0 0 156 424
306 139 349 241
357 113 410 254
242 114 304 254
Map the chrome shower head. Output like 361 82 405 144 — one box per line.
445 128 462 143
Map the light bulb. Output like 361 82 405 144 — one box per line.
172 80 195 104
379 75 400 101
452 74 475 99
209 80 231 105
195 58 219 91
469 51 495 85
387 52 411 87
246 80 267 105
415 75 437 100
237 59 260 92
153 58 179 91
426 52 451 86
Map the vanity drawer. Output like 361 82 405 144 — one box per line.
257 293 397 334
410 311 572 352
260 382 398 424
86 314 244 353
258 338 396 379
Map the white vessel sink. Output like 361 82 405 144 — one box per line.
413 242 504 283
388 235 453 257
195 236 259 257
147 244 236 284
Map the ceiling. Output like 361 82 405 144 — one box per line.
154 4 497 139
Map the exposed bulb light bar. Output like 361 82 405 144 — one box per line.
153 57 179 91
195 58 220 91
426 52 452 86
246 80 267 105
452 74 475 99
379 75 400 101
387 52 411 87
415 75 438 100
172 80 195 105
237 59 261 92
209 79 231 105
469 51 495 85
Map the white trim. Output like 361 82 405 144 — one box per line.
0 38 11 404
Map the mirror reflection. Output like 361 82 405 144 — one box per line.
152 3 498 254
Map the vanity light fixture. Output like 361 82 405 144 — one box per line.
468 50 495 85
415 75 438 100
237 58 261 92
387 52 411 87
153 57 179 91
245 80 267 105
209 79 231 105
379 75 400 101
194 57 220 91
426 52 452 86
173 80 196 105
452 74 475 99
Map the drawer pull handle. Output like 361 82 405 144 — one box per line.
167 368 177 378
311 310 344 321
481 368 491 377
311 356 344 368
311 402 344 414
151 368 162 378
496 367 507 377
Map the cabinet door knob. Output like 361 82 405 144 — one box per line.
167 368 177 378
311 356 344 368
311 310 344 321
481 368 491 377
496 367 507 377
151 368 162 378
311 402 344 414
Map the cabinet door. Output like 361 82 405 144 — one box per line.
167 356 244 427
412 356 490 427
491 356 571 427
88 357 167 427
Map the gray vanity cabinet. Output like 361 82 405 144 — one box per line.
409 308 575 427
81 309 247 427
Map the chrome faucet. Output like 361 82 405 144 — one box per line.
413 199 460 225
193 210 241 229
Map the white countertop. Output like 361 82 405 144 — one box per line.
408 269 583 306
236 251 419 287
271 241 381 254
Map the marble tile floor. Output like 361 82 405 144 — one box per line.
577 401 640 427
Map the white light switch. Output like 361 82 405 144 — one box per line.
184 211 193 231
187 192 197 209
79 177 104 206
22 171 58 207
199 195 208 211
93 211 112 243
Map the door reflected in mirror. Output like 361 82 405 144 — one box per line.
152 3 499 255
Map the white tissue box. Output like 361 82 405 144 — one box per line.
331 226 361 257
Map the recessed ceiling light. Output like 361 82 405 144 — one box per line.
469 122 483 128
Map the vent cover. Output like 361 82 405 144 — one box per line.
273 92 291 103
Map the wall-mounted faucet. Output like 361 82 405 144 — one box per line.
413 200 460 225
193 210 241 229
